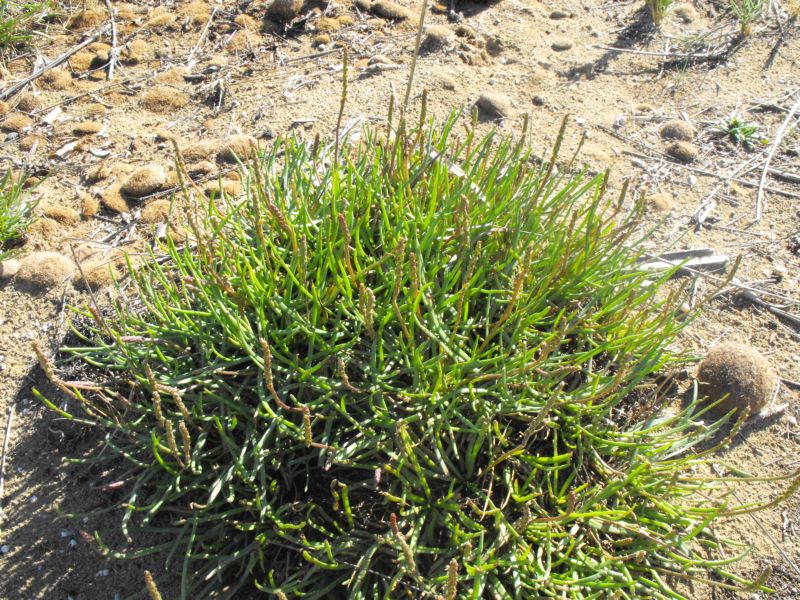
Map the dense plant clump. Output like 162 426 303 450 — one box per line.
43 116 785 599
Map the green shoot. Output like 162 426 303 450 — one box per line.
0 169 38 260
645 0 673 26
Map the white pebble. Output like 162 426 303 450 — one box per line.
99 568 110 576
613 114 626 128
0 545 9 554
60 529 70 538
68 539 77 548
687 174 698 187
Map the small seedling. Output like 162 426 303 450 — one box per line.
645 0 673 25
0 169 38 260
714 114 766 149
0 0 53 51
730 0 765 36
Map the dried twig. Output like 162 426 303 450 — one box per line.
623 149 800 200
753 94 800 223
0 25 110 100
0 403 15 527
187 7 218 67
589 43 735 62
104 0 118 80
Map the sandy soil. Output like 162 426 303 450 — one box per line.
0 0 799 597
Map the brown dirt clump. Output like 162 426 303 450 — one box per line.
39 69 72 90
66 8 104 30
76 260 119 290
1 113 33 132
186 160 218 175
42 205 80 224
219 135 259 162
267 0 304 22
422 25 452 50
101 186 131 213
234 13 259 29
140 199 172 223
204 178 243 197
73 121 104 136
673 3 699 22
82 103 108 117
0 100 8 116
15 93 38 112
15 252 75 290
666 141 699 163
69 51 95 71
146 13 177 28
660 120 694 141
697 342 778 417
476 93 513 118
120 165 167 197
18 135 44 151
155 128 179 142
121 39 149 64
81 193 101 218
85 163 111 183
27 217 62 243
316 17 341 32
156 67 189 85
370 0 413 20
141 87 189 113
646 192 673 212
182 139 221 161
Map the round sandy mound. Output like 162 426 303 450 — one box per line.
697 342 777 417
121 165 166 198
141 87 189 113
16 252 75 290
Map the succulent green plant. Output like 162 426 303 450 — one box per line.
38 114 797 599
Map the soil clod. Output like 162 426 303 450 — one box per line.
697 342 778 418
121 165 167 198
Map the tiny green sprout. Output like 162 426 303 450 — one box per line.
645 0 673 26
714 114 765 150
0 168 39 261
730 0 766 36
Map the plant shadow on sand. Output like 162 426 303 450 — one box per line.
0 365 178 600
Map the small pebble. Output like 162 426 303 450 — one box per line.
0 545 9 554
368 54 393 66
551 38 573 52
0 259 20 279
99 568 110 577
